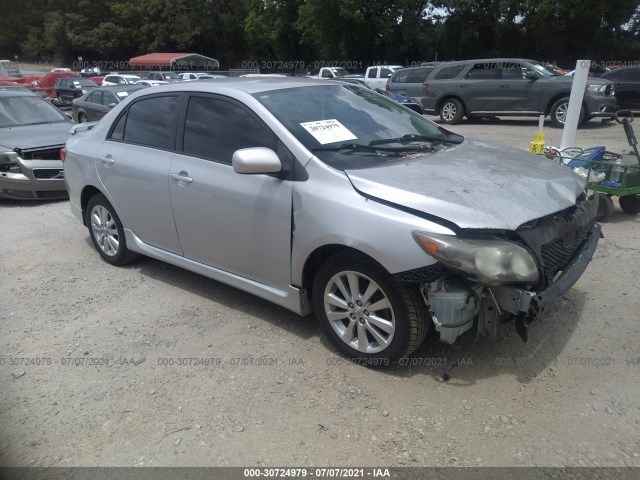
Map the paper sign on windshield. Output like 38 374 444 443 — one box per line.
300 119 357 145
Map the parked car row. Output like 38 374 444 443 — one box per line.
386 59 620 127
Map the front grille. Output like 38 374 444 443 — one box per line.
2 189 35 199
15 145 65 161
517 194 597 287
36 190 68 199
33 168 64 179
540 227 590 278
395 264 442 283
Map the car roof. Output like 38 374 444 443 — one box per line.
136 77 353 95
0 88 38 97
100 85 146 93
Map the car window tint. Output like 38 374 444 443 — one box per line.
466 64 499 79
183 96 277 164
405 67 434 83
380 68 393 78
102 92 118 106
110 112 127 140
123 95 179 149
499 63 528 79
602 69 624 81
88 91 102 104
434 65 465 80
624 69 640 81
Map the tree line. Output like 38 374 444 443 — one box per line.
1 0 639 71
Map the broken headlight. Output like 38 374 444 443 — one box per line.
412 232 539 285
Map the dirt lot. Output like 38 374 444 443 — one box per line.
1 119 639 469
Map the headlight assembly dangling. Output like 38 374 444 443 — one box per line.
412 231 539 285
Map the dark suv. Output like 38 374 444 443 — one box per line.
421 59 617 127
54 77 99 101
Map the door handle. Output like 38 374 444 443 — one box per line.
459 84 468 88
499 84 509 88
101 154 114 165
171 172 193 184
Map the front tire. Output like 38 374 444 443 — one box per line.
86 194 139 266
550 97 585 128
439 98 465 124
312 252 429 365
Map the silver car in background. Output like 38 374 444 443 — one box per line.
0 89 70 200
63 79 600 365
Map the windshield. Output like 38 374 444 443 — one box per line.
253 84 457 169
0 95 68 127
529 62 559 76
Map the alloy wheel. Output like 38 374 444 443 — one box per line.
90 205 119 257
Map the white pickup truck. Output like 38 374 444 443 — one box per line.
306 67 363 80
363 65 403 89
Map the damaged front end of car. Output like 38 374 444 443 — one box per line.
409 194 601 344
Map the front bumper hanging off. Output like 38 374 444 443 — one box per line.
493 222 602 341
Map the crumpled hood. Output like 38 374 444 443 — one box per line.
0 122 71 151
345 138 585 230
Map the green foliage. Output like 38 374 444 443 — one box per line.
1 0 638 69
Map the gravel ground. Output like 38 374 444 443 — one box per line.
1 120 639 469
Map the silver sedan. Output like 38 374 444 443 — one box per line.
63 78 600 364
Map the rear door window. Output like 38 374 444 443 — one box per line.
466 63 499 79
122 95 180 150
434 65 466 80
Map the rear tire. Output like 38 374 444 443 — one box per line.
619 194 640 215
312 252 429 366
439 98 465 125
86 194 139 266
595 193 614 221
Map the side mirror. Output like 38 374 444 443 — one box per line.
525 72 539 80
107 103 117 108
386 73 392 78
232 147 282 174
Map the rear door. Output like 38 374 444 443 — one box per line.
169 93 293 290
458 62 500 112
96 94 183 254
84 91 104 120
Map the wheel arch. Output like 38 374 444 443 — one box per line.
80 185 104 226
436 95 468 114
301 244 388 301
545 92 587 116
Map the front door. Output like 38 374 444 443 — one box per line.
169 94 293 290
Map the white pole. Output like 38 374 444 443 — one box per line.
560 60 590 150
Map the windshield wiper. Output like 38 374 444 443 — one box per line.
369 133 463 146
312 142 433 153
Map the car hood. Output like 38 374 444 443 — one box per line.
0 122 71 150
344 138 585 230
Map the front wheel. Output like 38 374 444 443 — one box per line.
86 194 139 266
550 97 585 128
619 194 640 215
312 252 429 365
439 98 465 124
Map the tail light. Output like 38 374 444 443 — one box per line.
423 84 429 94
60 147 67 162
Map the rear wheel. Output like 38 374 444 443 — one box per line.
439 98 465 124
86 194 139 266
312 252 429 365
619 194 640 215
595 193 614 221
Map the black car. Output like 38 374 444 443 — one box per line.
600 67 640 111
54 77 99 102
72 85 144 123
